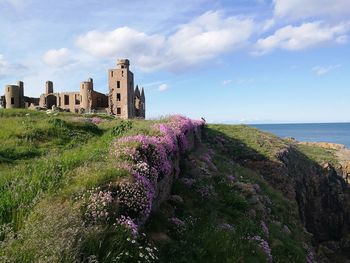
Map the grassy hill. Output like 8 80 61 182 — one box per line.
0 109 344 262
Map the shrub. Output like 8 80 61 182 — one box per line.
111 120 133 136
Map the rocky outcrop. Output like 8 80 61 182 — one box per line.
299 142 346 151
275 146 350 262
299 142 350 185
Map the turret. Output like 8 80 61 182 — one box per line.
17 81 24 107
134 85 140 97
4 84 21 109
140 87 145 101
80 78 93 112
140 87 145 118
45 81 53 94
117 59 130 70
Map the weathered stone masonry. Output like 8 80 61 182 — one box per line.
0 59 145 119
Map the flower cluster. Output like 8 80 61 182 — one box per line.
115 135 172 181
115 215 138 236
226 175 236 184
156 115 205 153
306 248 315 263
201 153 212 164
116 235 159 262
109 115 204 233
197 185 215 199
261 221 269 238
249 235 272 262
180 178 196 187
83 188 114 224
217 223 235 232
116 175 155 223
168 217 186 233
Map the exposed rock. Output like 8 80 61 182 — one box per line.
276 147 350 261
168 195 184 205
149 232 172 244
299 142 346 151
282 225 291 236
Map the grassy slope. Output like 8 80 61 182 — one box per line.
0 110 339 262
0 109 157 230
146 124 320 262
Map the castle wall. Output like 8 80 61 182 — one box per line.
2 59 145 118
24 97 40 108
57 92 81 112
91 91 108 110
0 95 5 108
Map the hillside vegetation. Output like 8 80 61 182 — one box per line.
0 109 345 262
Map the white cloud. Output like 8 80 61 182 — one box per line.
336 35 349 44
158 83 169 92
311 64 341 76
273 0 350 20
0 54 8 77
76 27 165 59
42 48 75 67
0 54 27 79
254 21 350 55
262 19 275 32
75 11 255 71
0 0 27 9
166 11 254 67
236 78 255 85
222 80 232 86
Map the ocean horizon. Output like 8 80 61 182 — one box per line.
251 122 350 149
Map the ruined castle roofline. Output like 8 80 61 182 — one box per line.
117 59 130 65
2 58 145 119
135 85 140 97
5 84 20 88
24 96 39 100
42 91 80 96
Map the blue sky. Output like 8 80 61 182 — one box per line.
0 0 349 123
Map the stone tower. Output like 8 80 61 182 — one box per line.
80 78 93 113
4 81 24 109
45 81 53 94
108 59 135 119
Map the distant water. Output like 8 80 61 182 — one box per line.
251 123 350 149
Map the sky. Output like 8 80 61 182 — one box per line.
0 0 349 124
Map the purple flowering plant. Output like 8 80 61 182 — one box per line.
249 235 273 262
81 115 204 235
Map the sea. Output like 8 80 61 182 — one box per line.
251 123 350 149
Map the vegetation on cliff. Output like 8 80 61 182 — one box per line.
0 109 347 262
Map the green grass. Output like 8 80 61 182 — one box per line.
0 111 331 262
297 144 337 165
146 124 313 262
207 124 288 160
0 109 158 230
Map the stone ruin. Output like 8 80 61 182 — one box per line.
0 59 145 119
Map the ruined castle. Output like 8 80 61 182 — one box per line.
0 59 145 119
